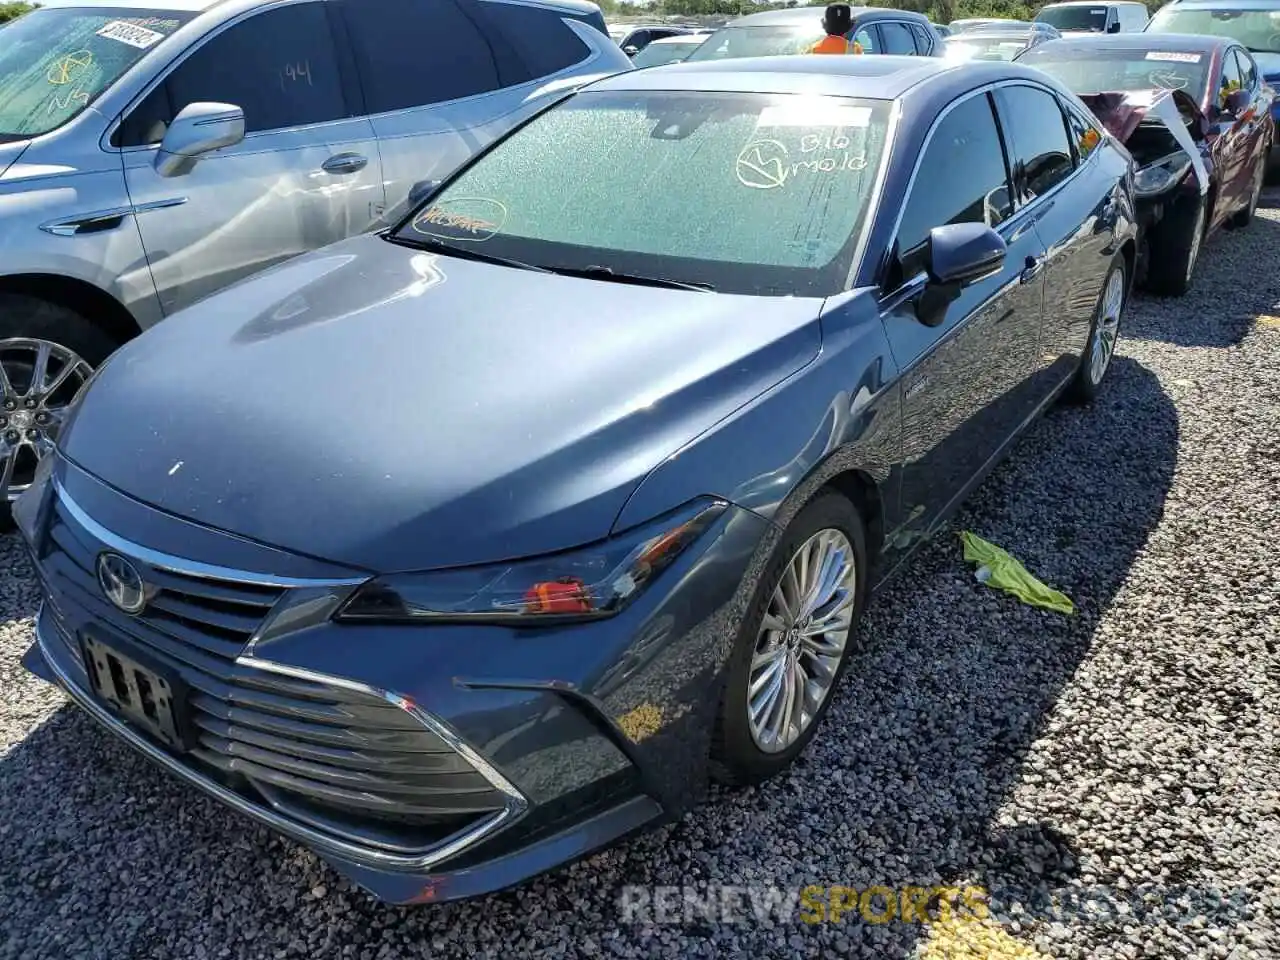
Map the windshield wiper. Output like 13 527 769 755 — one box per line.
386 233 552 273
547 264 714 292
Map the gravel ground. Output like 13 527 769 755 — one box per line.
2 198 1279 960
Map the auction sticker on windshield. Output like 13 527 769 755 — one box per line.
412 197 508 242
97 20 167 48
1145 51 1201 63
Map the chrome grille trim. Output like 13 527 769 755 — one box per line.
53 480 365 589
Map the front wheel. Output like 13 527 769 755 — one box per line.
1064 257 1127 406
1144 193 1207 297
0 295 117 530
710 491 868 786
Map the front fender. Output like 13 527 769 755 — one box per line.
613 287 902 552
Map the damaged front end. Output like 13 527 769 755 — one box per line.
1079 88 1212 284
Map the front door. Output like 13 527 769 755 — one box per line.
881 90 1045 546
119 1 385 316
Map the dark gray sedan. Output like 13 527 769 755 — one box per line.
18 56 1137 905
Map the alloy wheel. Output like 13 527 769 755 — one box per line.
0 338 93 503
747 528 856 753
1089 268 1125 386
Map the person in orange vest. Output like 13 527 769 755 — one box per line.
810 4 863 54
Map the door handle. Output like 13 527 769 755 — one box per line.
322 153 368 175
1019 255 1044 284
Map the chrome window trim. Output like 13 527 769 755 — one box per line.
103 0 350 154
53 480 365 588
874 78 1091 293
37 611 528 871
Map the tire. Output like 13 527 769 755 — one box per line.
709 490 868 786
1144 193 1207 297
1064 255 1127 406
1230 150 1267 229
0 295 119 531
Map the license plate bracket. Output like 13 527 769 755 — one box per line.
80 632 192 751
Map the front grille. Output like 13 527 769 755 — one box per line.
36 492 509 854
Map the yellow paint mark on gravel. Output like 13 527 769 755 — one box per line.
1256 314 1280 329
918 915 1052 960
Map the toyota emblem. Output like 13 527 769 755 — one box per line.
96 552 147 615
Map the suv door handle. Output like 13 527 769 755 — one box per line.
1019 255 1044 284
322 153 368 175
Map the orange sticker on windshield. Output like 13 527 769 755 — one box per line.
412 198 508 242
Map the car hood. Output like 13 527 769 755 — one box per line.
60 235 823 572
1250 50 1280 83
1080 88 1210 193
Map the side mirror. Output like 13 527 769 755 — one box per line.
927 222 1007 286
1224 88 1250 116
1106 20 1121 32
624 45 639 56
154 102 245 178
408 179 441 207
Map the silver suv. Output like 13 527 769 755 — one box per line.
0 0 628 525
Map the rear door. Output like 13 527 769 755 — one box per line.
994 83 1111 393
1233 48 1269 192
880 89 1047 539
878 20 920 55
119 1 385 316
338 0 616 223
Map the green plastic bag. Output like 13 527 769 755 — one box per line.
960 532 1074 615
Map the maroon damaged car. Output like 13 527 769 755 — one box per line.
1019 33 1274 295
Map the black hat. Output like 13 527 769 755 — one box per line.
822 3 852 32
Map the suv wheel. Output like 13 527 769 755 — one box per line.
0 295 118 529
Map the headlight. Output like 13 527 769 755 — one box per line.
336 498 729 625
1134 154 1193 197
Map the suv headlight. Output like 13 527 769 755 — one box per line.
336 498 728 625
1134 154 1193 197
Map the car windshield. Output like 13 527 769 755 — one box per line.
685 23 827 60
946 36 1030 60
1146 6 1280 53
0 7 191 140
1036 6 1109 31
1018 46 1212 100
393 91 893 297
632 38 706 68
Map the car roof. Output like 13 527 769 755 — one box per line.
1032 31 1232 52
954 28 1034 40
1158 0 1280 7
586 54 1045 99
718 6 929 27
1040 0 1146 5
649 33 710 44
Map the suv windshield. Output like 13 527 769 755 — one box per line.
0 7 191 140
1018 45 1212 101
685 24 827 60
1147 6 1280 53
1036 6 1109 31
393 90 893 297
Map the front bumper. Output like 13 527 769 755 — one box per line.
19 458 772 903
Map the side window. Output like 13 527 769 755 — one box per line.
880 21 917 55
342 0 515 112
853 25 879 54
484 3 590 77
1235 49 1258 91
994 84 1074 201
909 22 933 54
156 3 346 138
1220 47 1243 106
891 93 1013 288
1064 104 1103 162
